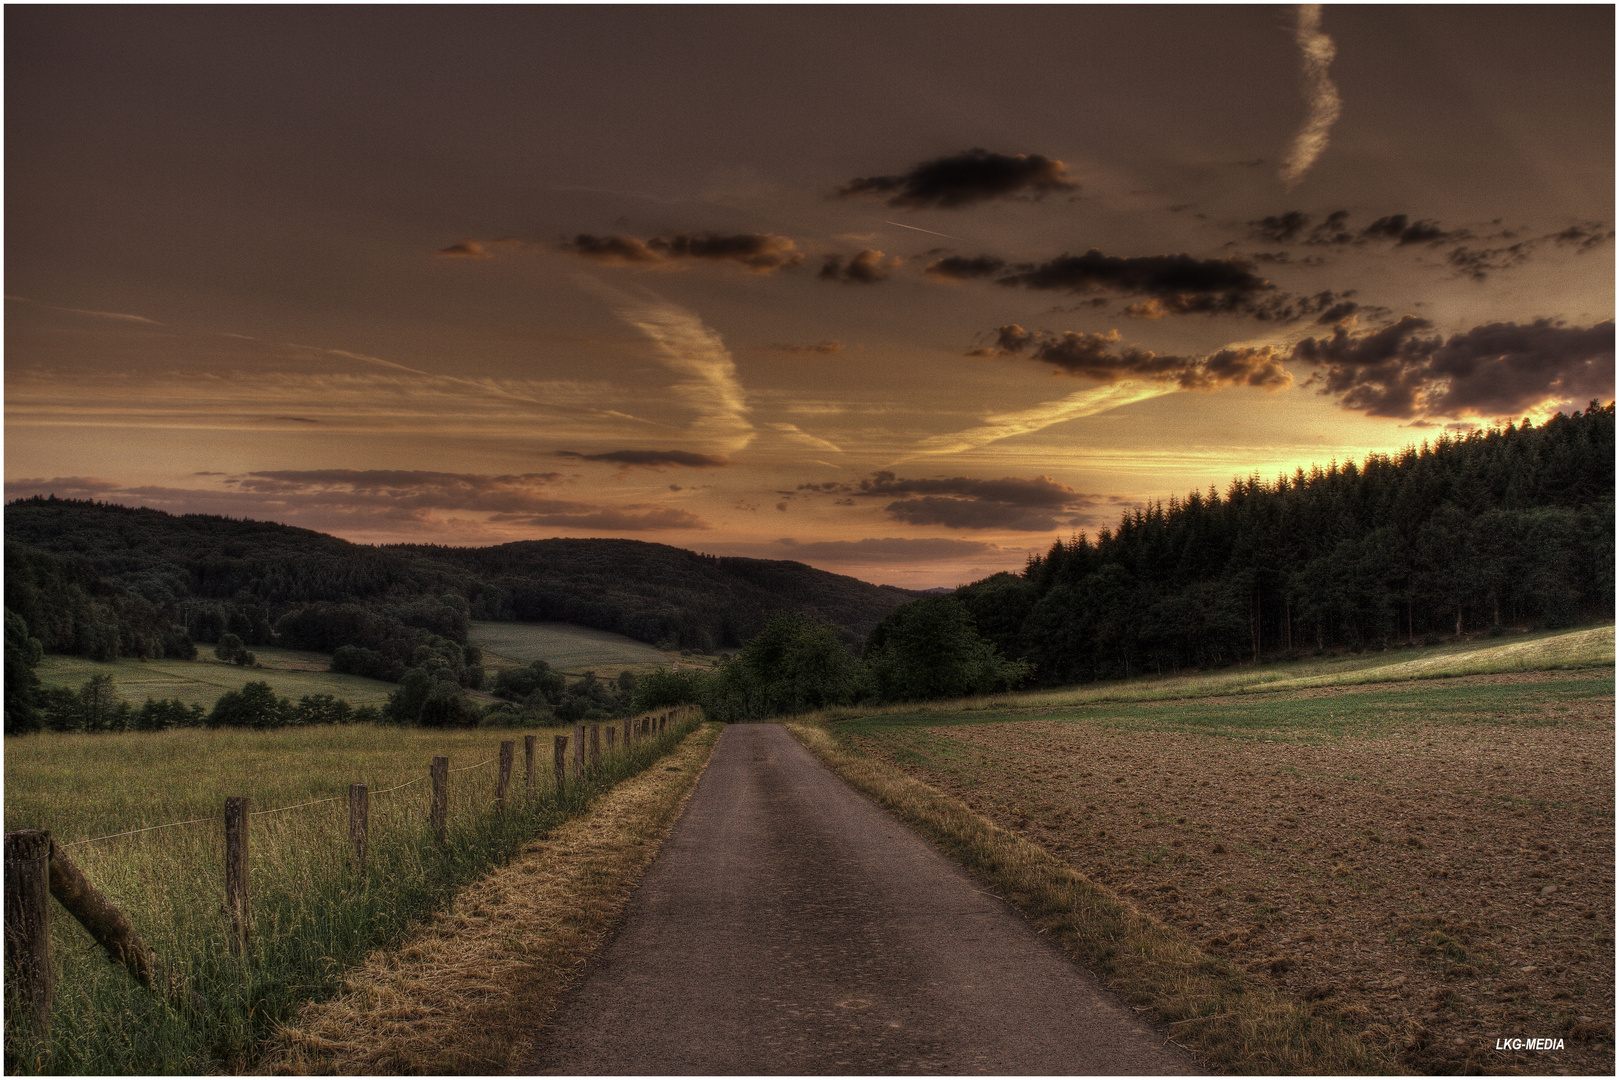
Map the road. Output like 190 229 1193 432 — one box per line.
528 723 1198 1074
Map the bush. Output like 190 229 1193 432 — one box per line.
702 613 862 722
491 660 565 705
208 681 293 729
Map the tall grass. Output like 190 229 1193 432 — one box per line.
3 710 701 1074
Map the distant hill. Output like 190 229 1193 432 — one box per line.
3 498 921 658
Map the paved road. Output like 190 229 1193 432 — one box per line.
529 724 1198 1075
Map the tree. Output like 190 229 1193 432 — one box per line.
214 633 255 666
209 681 292 729
4 608 44 734
702 614 863 722
863 597 1029 703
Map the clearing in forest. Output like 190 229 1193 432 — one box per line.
468 620 687 674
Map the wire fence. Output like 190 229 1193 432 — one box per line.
4 705 702 1052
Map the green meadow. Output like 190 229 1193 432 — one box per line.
3 711 702 1075
35 647 395 709
469 619 686 674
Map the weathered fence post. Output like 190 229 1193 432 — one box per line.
430 756 448 845
349 784 369 875
524 734 537 795
224 797 250 955
43 840 201 1013
623 716 632 749
589 724 601 772
497 740 515 814
4 830 53 1041
573 723 585 781
553 735 568 797
606 725 616 754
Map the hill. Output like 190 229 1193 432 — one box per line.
3 500 921 669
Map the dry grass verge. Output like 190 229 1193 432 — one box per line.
787 721 1396 1075
258 722 721 1075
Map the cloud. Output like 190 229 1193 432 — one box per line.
789 470 1105 532
773 340 847 355
437 240 493 259
6 294 162 324
972 325 1293 391
836 148 1077 209
924 255 1007 281
1290 317 1615 419
994 249 1300 319
818 249 899 284
5 470 711 536
563 232 802 272
489 507 707 531
908 382 1175 458
1360 215 1462 246
1278 4 1342 188
766 423 843 454
554 449 729 468
771 537 1020 563
578 280 753 452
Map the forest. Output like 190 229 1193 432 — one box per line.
954 402 1613 685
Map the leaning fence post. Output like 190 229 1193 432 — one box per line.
553 735 568 798
4 829 53 1041
497 740 515 814
430 756 448 845
606 725 616 754
224 797 250 955
589 724 601 773
349 784 369 874
623 716 632 749
573 723 585 781
524 734 537 796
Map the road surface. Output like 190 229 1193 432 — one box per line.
528 723 1198 1074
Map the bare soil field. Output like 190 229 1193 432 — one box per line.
845 672 1615 1075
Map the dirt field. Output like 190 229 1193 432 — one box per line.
846 672 1615 1075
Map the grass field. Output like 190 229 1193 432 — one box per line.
469 620 696 675
2 709 701 1074
811 627 1615 1074
35 647 396 708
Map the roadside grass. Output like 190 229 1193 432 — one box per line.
35 647 396 709
469 620 681 675
787 722 1394 1074
2 711 702 1075
262 722 722 1074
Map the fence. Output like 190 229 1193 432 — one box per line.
3 707 696 1055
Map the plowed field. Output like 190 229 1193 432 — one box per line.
844 672 1615 1075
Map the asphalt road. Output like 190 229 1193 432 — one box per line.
528 723 1198 1075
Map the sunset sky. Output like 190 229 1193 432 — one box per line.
6 6 1614 588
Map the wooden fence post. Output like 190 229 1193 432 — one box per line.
622 716 632 749
4 830 53 1040
606 725 616 754
589 724 601 772
430 756 448 845
553 735 568 797
224 797 250 955
349 784 368 875
524 734 537 795
497 740 515 814
573 723 585 781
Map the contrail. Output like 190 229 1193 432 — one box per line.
1278 4 1341 188
885 221 963 241
899 381 1175 460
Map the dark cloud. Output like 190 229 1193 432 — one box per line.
970 324 1292 391
6 471 710 533
554 449 729 468
489 507 707 531
993 249 1305 319
787 470 1102 533
1360 214 1462 246
1549 222 1613 253
924 254 1007 280
836 148 1076 209
819 249 898 284
775 340 846 355
1290 317 1615 419
1251 211 1310 244
1445 242 1532 281
562 232 802 271
771 537 1018 562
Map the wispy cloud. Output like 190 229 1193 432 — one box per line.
905 382 1177 458
576 279 754 453
1279 4 1342 188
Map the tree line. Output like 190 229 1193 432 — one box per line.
953 403 1614 685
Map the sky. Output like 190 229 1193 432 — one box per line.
5 6 1614 589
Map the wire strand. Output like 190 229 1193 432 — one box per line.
449 757 496 773
250 794 345 817
59 816 213 848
